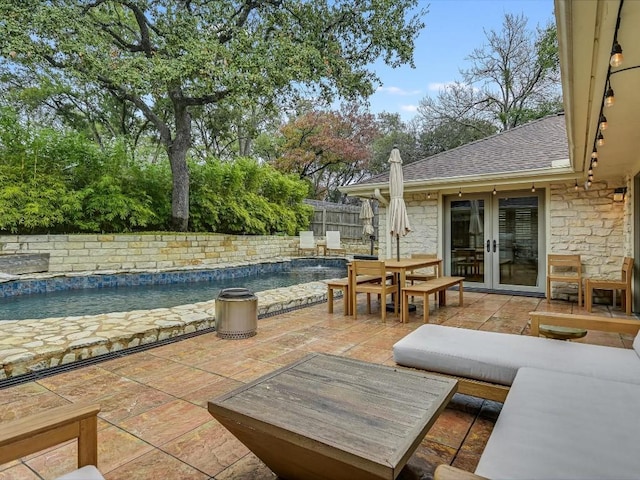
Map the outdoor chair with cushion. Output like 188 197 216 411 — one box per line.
586 256 634 315
325 230 346 256
351 260 397 322
393 311 640 402
0 403 103 480
546 253 583 305
298 231 317 256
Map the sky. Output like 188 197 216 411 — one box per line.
368 0 556 121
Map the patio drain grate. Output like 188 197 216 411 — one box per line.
0 298 327 390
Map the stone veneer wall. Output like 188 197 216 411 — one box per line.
548 178 629 279
377 193 439 258
374 183 632 303
0 234 371 273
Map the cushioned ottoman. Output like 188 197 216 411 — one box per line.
393 324 640 386
475 367 640 479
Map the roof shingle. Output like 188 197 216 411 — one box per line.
360 113 568 185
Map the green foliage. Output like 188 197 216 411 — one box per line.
190 158 313 235
0 0 426 230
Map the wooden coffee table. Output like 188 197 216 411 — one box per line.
208 353 457 480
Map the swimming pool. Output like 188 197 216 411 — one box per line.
0 258 346 321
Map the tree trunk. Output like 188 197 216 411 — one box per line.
168 100 192 231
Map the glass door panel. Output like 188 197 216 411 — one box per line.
449 199 486 284
494 195 540 289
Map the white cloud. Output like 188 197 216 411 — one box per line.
427 81 456 92
400 104 418 112
376 86 421 96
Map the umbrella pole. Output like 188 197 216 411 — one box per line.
396 234 400 261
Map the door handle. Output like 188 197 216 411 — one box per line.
493 240 497 253
486 240 490 252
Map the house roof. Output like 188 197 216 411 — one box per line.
358 113 569 186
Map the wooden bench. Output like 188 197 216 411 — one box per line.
401 276 464 323
326 274 390 315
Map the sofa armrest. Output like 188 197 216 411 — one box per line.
0 403 100 468
529 312 640 336
434 465 488 480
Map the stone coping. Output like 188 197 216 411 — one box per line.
0 280 333 380
0 257 353 381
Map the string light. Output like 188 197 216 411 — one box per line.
531 183 536 193
597 132 605 147
574 179 579 191
592 156 598 168
492 186 497 196
458 188 462 198
605 84 615 107
588 166 593 175
610 40 623 67
587 178 593 187
427 191 430 199
599 114 608 131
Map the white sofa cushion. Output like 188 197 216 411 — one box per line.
476 367 640 479
634 330 640 358
56 465 105 480
393 324 640 385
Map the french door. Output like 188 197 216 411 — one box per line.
445 191 544 293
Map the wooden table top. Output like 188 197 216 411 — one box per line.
383 257 441 270
209 353 457 479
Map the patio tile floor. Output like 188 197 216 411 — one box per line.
0 290 635 480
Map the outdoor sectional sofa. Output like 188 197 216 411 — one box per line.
393 311 640 479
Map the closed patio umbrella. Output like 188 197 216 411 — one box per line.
360 199 375 236
388 147 411 260
360 199 375 255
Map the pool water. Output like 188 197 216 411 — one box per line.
0 265 345 321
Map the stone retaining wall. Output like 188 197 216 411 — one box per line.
0 234 372 273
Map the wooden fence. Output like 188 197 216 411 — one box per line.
304 200 379 240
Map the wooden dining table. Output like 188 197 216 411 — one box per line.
347 257 443 318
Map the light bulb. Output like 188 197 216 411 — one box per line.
605 86 615 107
599 114 608 131
591 148 598 159
574 180 579 191
593 157 598 168
588 166 593 175
458 189 462 197
493 186 497 196
610 41 623 68
597 132 605 147
427 192 431 199
531 183 536 193
587 179 593 187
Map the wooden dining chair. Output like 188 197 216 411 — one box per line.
546 254 583 306
351 260 397 322
586 257 634 315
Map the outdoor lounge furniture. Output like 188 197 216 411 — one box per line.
435 367 640 480
298 230 317 256
325 230 346 256
586 256 634 315
393 311 640 402
0 403 103 480
546 253 583 305
394 312 640 479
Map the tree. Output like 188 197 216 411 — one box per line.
1 0 426 230
271 103 379 201
370 112 420 174
418 13 561 137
